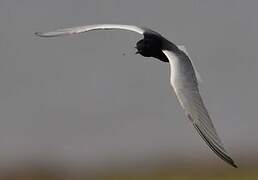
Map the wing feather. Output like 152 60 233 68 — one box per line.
162 49 237 168
35 24 147 37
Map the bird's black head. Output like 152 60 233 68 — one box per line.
135 35 169 62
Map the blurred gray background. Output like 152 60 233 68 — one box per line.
0 0 257 170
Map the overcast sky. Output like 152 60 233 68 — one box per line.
0 0 258 169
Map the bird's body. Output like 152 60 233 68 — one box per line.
35 24 237 168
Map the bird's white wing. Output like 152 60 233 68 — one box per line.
177 45 202 83
162 49 237 168
35 24 148 37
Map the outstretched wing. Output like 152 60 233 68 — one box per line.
162 49 237 168
35 24 150 37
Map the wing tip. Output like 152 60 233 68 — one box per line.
35 31 55 37
193 123 238 168
224 154 238 168
35 32 44 37
230 160 238 168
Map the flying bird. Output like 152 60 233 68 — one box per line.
35 24 237 168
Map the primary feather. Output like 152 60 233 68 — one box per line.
35 24 146 37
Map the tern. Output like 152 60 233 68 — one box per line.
35 24 237 168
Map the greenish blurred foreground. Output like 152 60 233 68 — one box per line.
1 166 257 180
